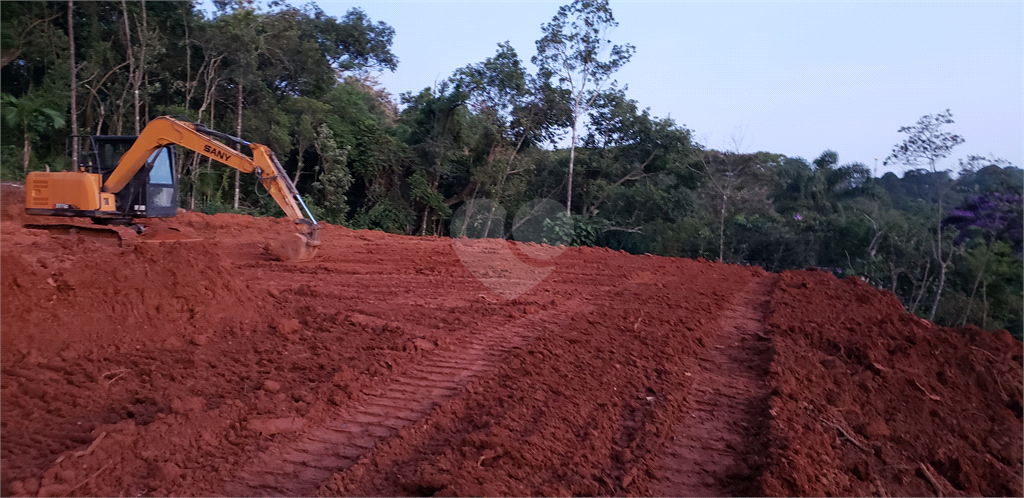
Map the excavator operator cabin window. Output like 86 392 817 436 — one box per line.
148 148 174 184
147 147 176 210
98 141 134 174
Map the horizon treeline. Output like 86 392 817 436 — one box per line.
2 0 1021 336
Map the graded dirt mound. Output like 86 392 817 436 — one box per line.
1 182 1021 497
1 225 261 365
758 270 1023 497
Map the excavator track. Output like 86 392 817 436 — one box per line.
25 222 205 247
24 223 135 247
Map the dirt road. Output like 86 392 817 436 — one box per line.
2 183 1021 496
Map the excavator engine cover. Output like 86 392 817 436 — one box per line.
26 172 105 211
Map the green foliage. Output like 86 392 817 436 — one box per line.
351 195 415 234
1 144 22 181
935 240 1023 337
1 93 65 133
646 218 715 259
308 6 398 74
409 169 451 219
1 92 67 177
540 211 574 246
540 212 604 247
309 123 353 225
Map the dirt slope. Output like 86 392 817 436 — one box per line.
1 182 1020 497
758 271 1023 497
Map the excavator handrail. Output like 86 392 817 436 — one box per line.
102 116 318 230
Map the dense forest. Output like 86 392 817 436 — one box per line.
2 0 1021 337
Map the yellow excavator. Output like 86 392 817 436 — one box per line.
23 116 320 262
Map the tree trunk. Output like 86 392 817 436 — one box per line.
961 239 994 326
23 130 31 177
887 258 899 294
234 83 242 210
929 263 947 322
189 153 200 210
180 11 192 196
68 0 78 170
483 202 500 238
930 248 955 322
718 192 726 262
182 9 193 112
205 100 214 204
120 0 135 134
928 174 948 321
909 259 931 314
131 0 147 134
140 0 146 126
567 124 576 215
482 157 507 237
420 177 439 235
292 150 304 186
420 204 430 236
981 280 989 329
460 184 479 238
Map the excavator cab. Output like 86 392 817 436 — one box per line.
26 136 177 224
78 135 178 220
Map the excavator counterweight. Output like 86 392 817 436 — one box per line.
25 117 321 262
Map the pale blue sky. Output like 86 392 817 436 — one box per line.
216 1 1024 176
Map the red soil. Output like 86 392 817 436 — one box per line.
1 182 1020 497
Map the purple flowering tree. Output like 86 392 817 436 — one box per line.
943 193 1023 254
943 193 1023 326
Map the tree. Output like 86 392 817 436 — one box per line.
793 150 872 216
884 109 965 321
451 42 569 238
533 0 634 215
309 122 353 225
942 192 1023 329
1 93 65 176
691 146 778 262
210 4 261 209
577 87 692 225
311 6 398 75
119 0 150 134
400 84 469 235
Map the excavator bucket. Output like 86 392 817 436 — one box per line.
268 233 319 262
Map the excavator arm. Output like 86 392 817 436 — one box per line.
104 117 308 222
104 116 320 262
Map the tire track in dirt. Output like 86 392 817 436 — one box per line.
225 295 592 496
650 274 777 497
